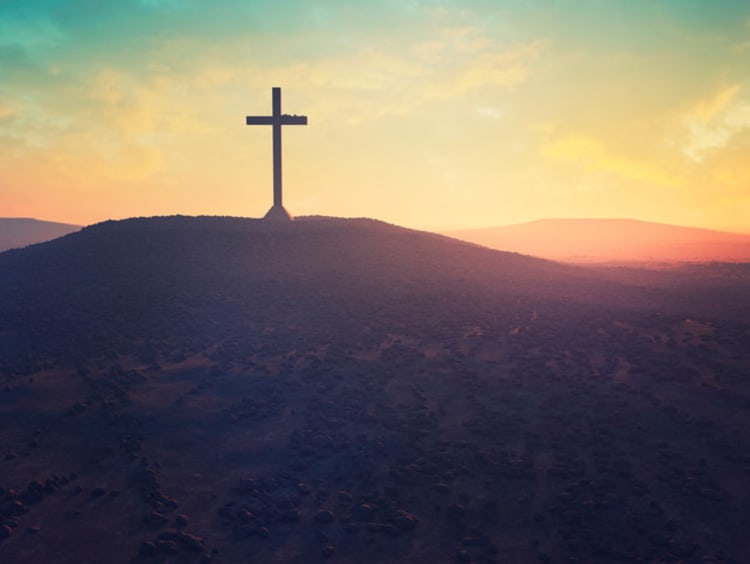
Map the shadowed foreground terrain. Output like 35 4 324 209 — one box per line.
1 216 749 563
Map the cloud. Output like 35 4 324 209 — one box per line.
682 84 750 162
0 97 19 119
476 106 505 120
689 84 740 123
0 16 65 52
542 134 681 187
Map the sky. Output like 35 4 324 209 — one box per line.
1 0 750 232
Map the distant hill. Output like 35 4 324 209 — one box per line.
0 217 81 252
446 218 750 263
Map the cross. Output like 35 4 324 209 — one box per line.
246 87 307 221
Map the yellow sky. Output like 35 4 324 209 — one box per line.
1 1 749 232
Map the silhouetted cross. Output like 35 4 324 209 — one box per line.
246 87 307 219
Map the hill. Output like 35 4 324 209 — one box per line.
0 218 82 252
0 215 748 563
447 218 750 264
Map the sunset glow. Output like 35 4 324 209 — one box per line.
1 1 749 232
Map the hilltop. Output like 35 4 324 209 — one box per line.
0 218 82 252
0 215 748 563
447 218 750 264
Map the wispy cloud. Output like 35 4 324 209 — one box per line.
542 134 681 187
682 84 750 162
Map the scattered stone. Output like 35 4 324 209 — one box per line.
175 513 190 528
0 525 12 539
314 510 335 524
155 539 177 554
321 544 335 558
179 532 205 552
352 504 375 521
337 490 353 504
90 487 107 498
148 510 168 525
26 525 41 534
393 511 418 531
139 541 156 556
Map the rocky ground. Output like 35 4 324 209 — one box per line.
1 216 748 563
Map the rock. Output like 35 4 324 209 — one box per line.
157 531 180 541
297 482 312 495
147 510 168 525
138 541 156 556
155 539 177 554
178 532 205 552
352 504 375 521
394 511 417 531
175 513 190 528
314 510 334 523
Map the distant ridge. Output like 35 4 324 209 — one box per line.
0 217 81 252
446 218 750 264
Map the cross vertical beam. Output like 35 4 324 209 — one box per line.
272 87 282 207
246 87 308 221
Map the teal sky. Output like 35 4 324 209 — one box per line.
2 1 750 231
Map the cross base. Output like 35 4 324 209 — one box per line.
263 204 294 222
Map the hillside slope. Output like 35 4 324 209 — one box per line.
0 216 748 563
0 215 634 370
